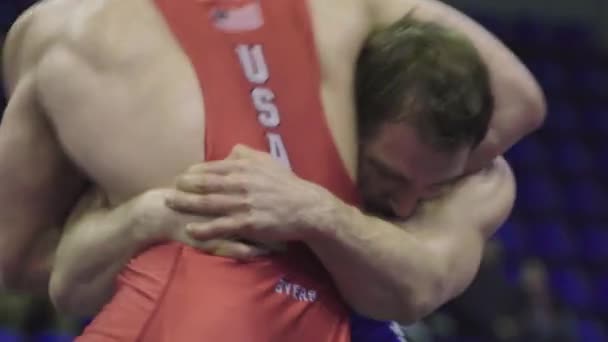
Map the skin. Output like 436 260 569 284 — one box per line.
357 123 471 219
0 0 544 323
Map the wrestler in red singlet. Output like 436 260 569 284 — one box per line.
78 0 359 341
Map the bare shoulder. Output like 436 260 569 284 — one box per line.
2 0 149 87
2 0 79 91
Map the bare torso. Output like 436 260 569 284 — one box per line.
28 0 370 204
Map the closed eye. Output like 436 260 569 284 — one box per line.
369 158 408 184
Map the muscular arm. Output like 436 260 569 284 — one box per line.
368 0 546 170
49 189 162 316
50 187 265 316
169 148 516 324
305 158 515 323
0 10 87 293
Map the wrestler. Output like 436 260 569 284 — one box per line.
52 16 534 342
0 0 544 340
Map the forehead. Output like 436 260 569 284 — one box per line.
371 123 468 185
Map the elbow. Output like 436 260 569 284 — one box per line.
392 257 449 325
524 83 547 132
49 270 81 316
49 270 102 317
394 276 446 325
516 71 548 135
48 271 70 314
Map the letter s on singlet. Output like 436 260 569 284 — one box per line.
252 87 280 128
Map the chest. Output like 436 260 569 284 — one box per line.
38 0 367 202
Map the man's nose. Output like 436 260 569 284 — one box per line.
390 194 419 219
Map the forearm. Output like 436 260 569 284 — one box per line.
305 160 514 323
49 196 151 316
305 203 445 324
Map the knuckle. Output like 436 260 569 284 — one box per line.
192 196 213 208
228 174 248 191
239 196 253 211
242 214 258 228
190 174 207 191
186 163 205 173
235 159 250 171
176 174 193 188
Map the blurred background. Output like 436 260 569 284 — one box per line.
0 0 606 341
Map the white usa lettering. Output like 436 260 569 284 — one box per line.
236 44 291 168
236 44 268 84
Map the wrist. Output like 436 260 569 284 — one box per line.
127 190 170 247
299 189 355 243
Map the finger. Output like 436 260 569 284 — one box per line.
177 235 269 261
238 238 288 253
186 216 252 241
205 240 270 260
228 144 255 159
186 160 247 175
229 144 274 161
195 239 269 260
175 173 246 194
166 191 250 216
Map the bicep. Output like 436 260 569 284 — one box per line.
0 74 86 279
369 0 545 162
408 158 515 298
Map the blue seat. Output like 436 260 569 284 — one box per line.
470 13 511 42
516 175 562 214
526 59 566 95
569 67 608 98
505 137 548 171
550 24 593 54
494 220 527 258
0 329 20 342
583 107 608 137
542 102 580 138
596 148 608 176
0 2 17 30
527 221 575 263
549 268 592 312
576 319 607 342
512 17 547 45
564 181 607 218
592 274 608 315
578 226 608 265
551 141 594 176
33 332 76 342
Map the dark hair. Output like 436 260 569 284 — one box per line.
356 14 494 151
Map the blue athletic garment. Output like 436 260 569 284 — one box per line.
351 313 408 342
